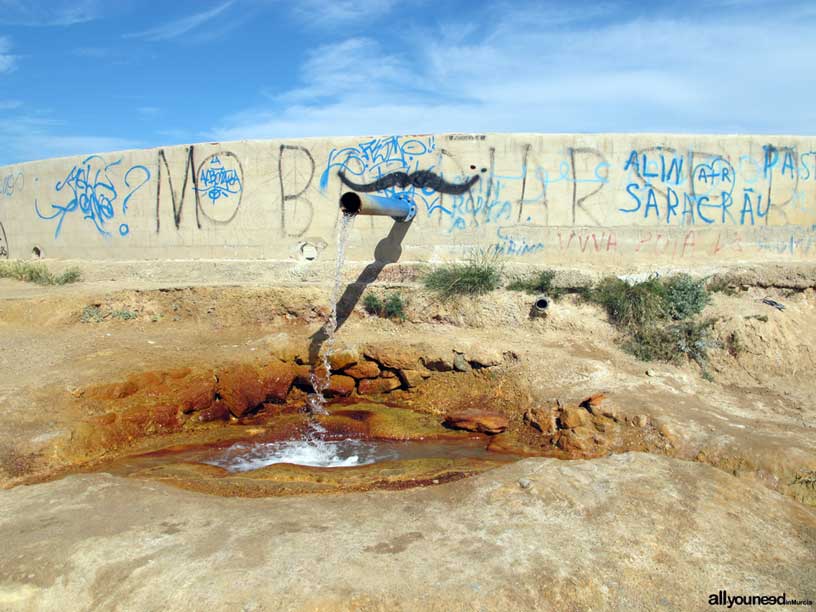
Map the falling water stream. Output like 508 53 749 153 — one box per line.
306 212 355 416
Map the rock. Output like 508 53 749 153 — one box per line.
344 361 381 379
358 377 402 395
579 393 606 410
465 346 503 369
198 402 230 423
421 350 455 372
634 414 649 428
524 407 557 435
217 362 296 418
257 362 297 403
557 426 601 454
381 370 397 379
583 395 619 422
518 478 532 489
362 344 422 370
646 369 656 377
560 405 590 429
443 410 509 435
399 369 428 388
453 352 471 373
328 349 358 372
325 375 355 398
178 374 216 414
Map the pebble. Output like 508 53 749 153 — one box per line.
646 369 656 377
518 478 532 489
432 479 439 484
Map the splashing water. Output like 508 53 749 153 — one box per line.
307 212 355 414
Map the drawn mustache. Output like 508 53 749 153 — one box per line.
338 170 480 195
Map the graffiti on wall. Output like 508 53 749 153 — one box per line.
195 152 244 224
2 170 23 198
0 221 8 258
35 155 151 238
619 145 814 227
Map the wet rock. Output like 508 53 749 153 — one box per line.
453 352 471 373
358 378 402 395
344 361 380 380
178 374 216 414
325 375 355 398
329 349 358 372
524 407 557 435
443 410 508 435
217 362 296 418
198 402 230 423
560 406 590 429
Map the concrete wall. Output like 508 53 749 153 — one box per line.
1 133 815 267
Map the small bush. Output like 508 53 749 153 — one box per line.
506 269 563 296
586 273 717 375
111 309 138 320
0 261 82 285
625 318 718 370
424 253 502 299
363 292 407 321
589 275 667 330
80 305 104 323
55 267 82 285
664 273 709 320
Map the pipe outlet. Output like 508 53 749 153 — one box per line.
340 192 416 222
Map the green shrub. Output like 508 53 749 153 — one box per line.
424 253 502 298
589 275 667 330
664 273 709 320
111 309 138 320
625 319 717 365
363 291 407 321
55 267 82 285
587 273 717 375
0 261 82 285
80 305 104 323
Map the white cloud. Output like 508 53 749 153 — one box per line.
212 2 816 140
125 1 236 42
0 0 102 26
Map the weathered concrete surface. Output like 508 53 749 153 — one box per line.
1 453 814 612
1 133 814 266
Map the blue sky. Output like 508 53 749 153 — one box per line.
0 0 813 165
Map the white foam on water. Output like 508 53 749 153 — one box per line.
204 437 389 472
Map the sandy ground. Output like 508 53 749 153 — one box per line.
0 260 815 610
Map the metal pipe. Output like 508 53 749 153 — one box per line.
340 192 416 222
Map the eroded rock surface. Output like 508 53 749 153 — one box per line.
0 453 813 611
